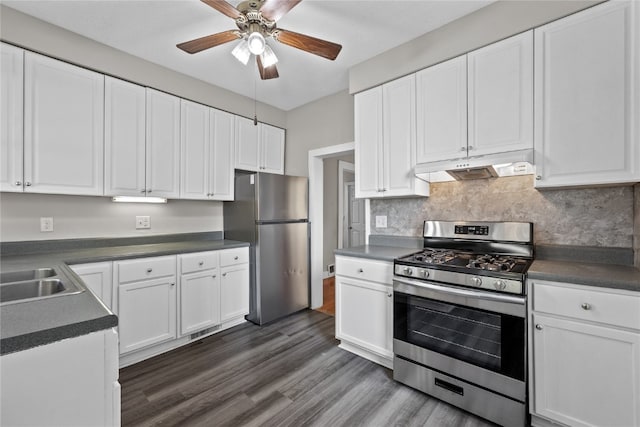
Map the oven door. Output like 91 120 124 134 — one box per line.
393 276 526 401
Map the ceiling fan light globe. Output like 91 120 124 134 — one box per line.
247 31 266 55
231 40 251 65
261 44 278 68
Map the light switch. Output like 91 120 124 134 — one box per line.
375 215 387 228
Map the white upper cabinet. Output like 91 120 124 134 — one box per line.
235 116 285 174
181 100 235 200
146 88 181 198
0 43 24 193
104 76 146 196
416 55 467 164
355 75 429 198
468 30 533 156
24 52 104 195
534 0 640 188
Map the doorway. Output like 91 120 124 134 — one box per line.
343 182 366 248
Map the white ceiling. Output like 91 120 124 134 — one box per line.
3 0 493 111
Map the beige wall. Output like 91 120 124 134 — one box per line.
285 90 354 176
323 155 354 271
0 193 223 242
349 0 602 94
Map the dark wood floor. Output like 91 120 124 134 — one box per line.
120 310 495 427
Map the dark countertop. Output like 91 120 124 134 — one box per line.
0 238 249 355
528 260 640 293
334 245 419 262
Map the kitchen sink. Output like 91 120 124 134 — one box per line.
0 268 57 284
0 279 67 303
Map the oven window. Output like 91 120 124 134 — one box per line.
394 292 525 381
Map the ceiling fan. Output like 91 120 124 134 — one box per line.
177 0 343 80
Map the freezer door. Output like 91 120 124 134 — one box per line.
256 173 308 221
255 222 309 324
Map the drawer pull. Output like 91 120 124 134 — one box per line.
199 261 204 266
171 283 175 287
581 303 592 310
222 273 227 277
234 256 239 260
146 268 153 273
535 324 543 330
357 268 364 273
212 275 216 278
387 292 392 298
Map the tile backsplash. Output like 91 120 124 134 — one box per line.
370 176 635 249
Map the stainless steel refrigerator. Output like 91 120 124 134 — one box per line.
224 172 309 325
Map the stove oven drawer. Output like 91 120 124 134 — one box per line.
531 279 640 330
335 256 392 284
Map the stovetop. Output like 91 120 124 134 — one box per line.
399 248 532 275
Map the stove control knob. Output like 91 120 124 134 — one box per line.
420 269 430 279
494 280 507 291
403 267 413 276
471 277 483 287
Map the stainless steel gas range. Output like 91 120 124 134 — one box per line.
393 220 533 427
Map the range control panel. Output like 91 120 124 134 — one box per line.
455 225 489 236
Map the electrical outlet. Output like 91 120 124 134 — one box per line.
135 216 151 229
375 215 387 228
40 217 54 232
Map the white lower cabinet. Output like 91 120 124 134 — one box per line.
115 256 177 354
335 255 393 368
528 279 640 427
1 328 120 427
220 248 250 322
70 261 113 310
179 251 221 336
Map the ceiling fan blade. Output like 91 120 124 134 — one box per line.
257 55 279 80
260 0 301 22
177 30 240 54
274 29 342 60
200 0 241 19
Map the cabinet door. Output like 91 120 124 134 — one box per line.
382 74 416 197
534 1 640 187
0 43 24 193
118 277 177 354
235 116 260 172
70 262 113 310
104 77 146 196
24 52 104 196
146 88 180 198
210 109 235 200
416 55 467 163
532 313 640 427
220 264 249 322
354 86 383 198
260 123 285 174
335 275 393 358
468 30 533 157
180 99 210 200
180 270 220 335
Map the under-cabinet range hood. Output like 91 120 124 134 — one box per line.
414 149 534 182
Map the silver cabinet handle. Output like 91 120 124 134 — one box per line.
146 268 153 273
387 292 392 298
581 303 591 310
222 273 227 277
25 182 32 187
199 261 204 266
147 189 152 193
171 283 175 286
357 268 364 273
212 275 216 278
15 181 21 186
141 189 146 194
536 176 542 181
460 147 466 151
234 256 239 260
535 324 543 330
468 146 474 150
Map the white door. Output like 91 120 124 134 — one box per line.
532 313 640 427
220 265 249 322
534 0 640 187
235 116 260 172
468 30 533 157
382 74 416 197
180 99 210 200
0 43 24 193
416 55 467 163
118 277 177 354
24 52 104 195
354 86 383 198
70 262 113 310
210 109 235 200
146 88 180 198
180 270 220 335
260 123 285 174
104 76 146 196
346 183 365 247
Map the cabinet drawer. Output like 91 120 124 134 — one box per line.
335 256 392 284
180 252 218 274
117 256 176 283
220 248 249 267
532 280 640 330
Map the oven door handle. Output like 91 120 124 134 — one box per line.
393 277 526 318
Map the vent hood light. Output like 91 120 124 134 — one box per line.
415 149 534 182
112 196 167 204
